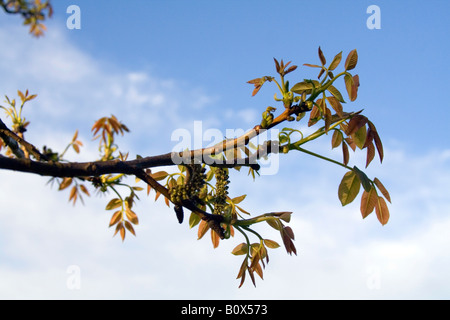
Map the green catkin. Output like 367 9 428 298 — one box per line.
213 167 229 216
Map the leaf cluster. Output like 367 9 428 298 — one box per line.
0 0 53 37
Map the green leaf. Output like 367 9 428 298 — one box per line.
291 81 313 94
327 85 345 103
353 166 372 192
189 212 201 228
151 171 169 181
353 125 367 149
328 51 342 70
338 170 361 206
231 194 246 205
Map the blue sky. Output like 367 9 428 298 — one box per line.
0 1 449 299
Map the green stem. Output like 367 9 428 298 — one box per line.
295 146 352 171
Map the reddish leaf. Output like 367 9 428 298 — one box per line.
375 196 390 225
346 115 368 136
345 49 358 71
327 96 343 117
366 141 376 168
360 187 377 219
342 141 349 165
331 130 343 149
318 46 326 65
374 178 391 203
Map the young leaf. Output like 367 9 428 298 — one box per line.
264 239 280 249
197 219 210 240
59 177 72 190
211 229 220 248
344 74 359 101
109 210 122 227
375 196 390 225
353 125 367 150
374 178 391 203
338 170 361 206
124 221 136 236
327 96 343 117
368 122 384 163
344 49 358 71
342 141 349 165
331 130 343 149
232 243 249 256
327 85 345 103
366 141 376 168
105 198 122 210
353 166 372 192
328 51 342 70
360 187 377 219
189 212 201 228
231 194 246 204
346 115 368 136
291 81 314 94
125 208 139 225
151 171 169 181
318 46 326 65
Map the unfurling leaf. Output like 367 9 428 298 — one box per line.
338 170 360 206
